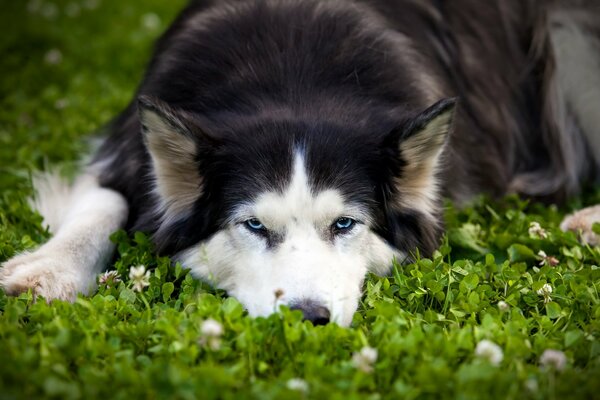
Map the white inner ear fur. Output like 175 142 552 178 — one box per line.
394 108 453 220
177 151 402 326
142 108 203 217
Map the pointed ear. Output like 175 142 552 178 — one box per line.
138 95 208 217
388 98 456 219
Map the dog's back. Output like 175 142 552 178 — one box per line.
363 0 599 203
96 0 600 214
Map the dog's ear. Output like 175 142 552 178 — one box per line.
386 98 456 213
138 95 214 217
385 98 456 216
387 98 456 210
398 98 456 170
379 98 456 258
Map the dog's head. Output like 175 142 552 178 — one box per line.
138 96 455 326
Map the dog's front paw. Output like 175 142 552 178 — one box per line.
560 205 600 245
0 249 88 302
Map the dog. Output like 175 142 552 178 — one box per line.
1 0 599 326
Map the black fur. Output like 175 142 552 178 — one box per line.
93 0 599 258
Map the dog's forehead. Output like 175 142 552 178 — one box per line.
255 153 345 226
232 151 369 226
216 120 386 227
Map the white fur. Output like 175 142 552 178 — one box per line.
0 173 128 301
177 152 401 326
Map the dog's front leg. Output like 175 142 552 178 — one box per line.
0 175 128 301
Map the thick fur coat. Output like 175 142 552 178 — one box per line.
95 0 599 255
1 0 599 325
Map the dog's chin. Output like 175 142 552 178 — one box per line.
227 285 361 327
178 246 366 327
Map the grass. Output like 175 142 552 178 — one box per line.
1 1 600 399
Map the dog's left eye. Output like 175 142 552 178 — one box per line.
245 218 266 232
333 217 356 233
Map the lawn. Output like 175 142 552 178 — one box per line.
1 1 599 399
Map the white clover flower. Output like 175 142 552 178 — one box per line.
201 318 224 337
538 250 547 258
352 346 378 373
286 378 309 393
54 98 69 110
497 301 510 312
539 349 567 371
537 283 553 296
537 250 559 267
528 222 548 239
201 336 221 351
98 270 121 287
129 265 151 292
536 283 553 304
44 49 63 65
199 319 224 350
475 340 503 366
525 378 539 393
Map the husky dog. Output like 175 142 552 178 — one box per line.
1 0 599 326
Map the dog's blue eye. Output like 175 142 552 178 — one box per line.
334 217 355 231
245 218 265 231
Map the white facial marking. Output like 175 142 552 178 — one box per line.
178 151 402 326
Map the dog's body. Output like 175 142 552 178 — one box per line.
2 0 599 326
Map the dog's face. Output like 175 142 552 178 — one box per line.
138 96 454 326
177 151 401 326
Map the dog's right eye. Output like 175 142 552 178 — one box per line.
245 218 266 232
332 217 356 234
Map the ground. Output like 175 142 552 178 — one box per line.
1 1 599 399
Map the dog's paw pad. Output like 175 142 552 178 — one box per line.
0 251 78 301
560 205 600 245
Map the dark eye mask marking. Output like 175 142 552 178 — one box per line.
242 218 285 249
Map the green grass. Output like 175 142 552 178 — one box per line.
1 1 600 399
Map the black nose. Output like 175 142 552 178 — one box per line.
290 299 330 325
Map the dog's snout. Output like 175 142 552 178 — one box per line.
290 299 330 325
